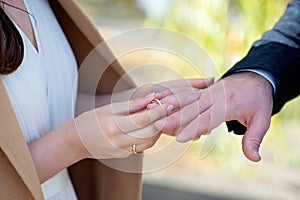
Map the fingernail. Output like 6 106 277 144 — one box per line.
176 133 188 142
155 92 163 98
176 132 193 142
255 151 261 161
166 104 174 113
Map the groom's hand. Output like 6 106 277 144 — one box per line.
153 72 273 162
131 78 215 99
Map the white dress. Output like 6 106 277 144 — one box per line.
1 0 78 199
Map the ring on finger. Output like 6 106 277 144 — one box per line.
151 98 162 105
132 144 137 154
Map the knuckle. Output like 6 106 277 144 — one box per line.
242 136 261 149
249 137 262 148
104 122 119 135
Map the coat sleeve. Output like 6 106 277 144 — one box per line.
222 0 300 135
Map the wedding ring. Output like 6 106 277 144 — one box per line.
151 98 162 105
132 144 137 154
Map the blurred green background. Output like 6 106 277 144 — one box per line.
77 0 300 199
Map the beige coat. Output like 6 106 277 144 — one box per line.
0 0 141 199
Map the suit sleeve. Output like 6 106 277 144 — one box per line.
222 0 300 135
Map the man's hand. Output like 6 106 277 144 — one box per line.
153 72 273 162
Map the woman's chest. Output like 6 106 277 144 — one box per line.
1 0 78 143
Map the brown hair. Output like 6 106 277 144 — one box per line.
0 5 24 75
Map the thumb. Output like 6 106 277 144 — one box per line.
241 115 270 162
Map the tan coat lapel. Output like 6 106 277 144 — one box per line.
0 80 43 200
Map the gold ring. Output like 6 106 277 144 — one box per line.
132 144 137 154
151 98 162 105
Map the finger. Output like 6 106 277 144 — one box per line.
241 114 270 162
115 103 174 133
148 89 201 110
153 87 200 104
112 127 161 149
154 77 214 100
155 90 213 135
176 103 225 142
112 132 151 149
133 134 161 153
187 77 215 89
110 93 155 115
93 127 161 158
154 105 198 136
127 124 161 139
150 78 214 98
162 77 215 89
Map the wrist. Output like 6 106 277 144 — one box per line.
64 120 91 160
224 72 273 93
223 71 273 108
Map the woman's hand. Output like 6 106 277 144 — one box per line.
72 93 173 159
28 78 213 183
29 93 172 183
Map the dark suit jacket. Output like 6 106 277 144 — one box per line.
222 0 300 135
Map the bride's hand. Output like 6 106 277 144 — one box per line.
70 93 173 159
